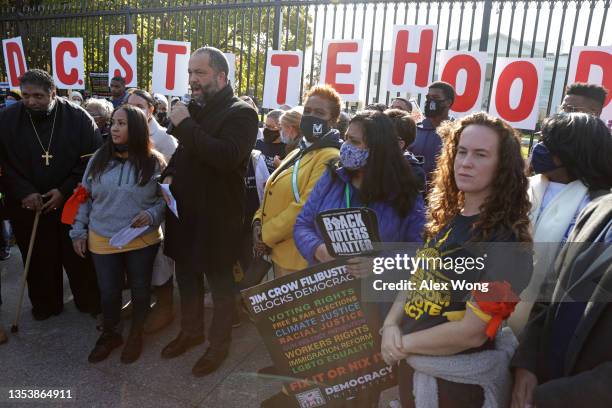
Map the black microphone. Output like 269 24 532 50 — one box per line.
167 93 192 135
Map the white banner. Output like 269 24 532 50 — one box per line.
489 57 545 130
262 50 303 109
109 34 137 87
320 39 364 102
152 40 191 96
2 37 27 88
51 37 85 89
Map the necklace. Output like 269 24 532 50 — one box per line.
27 103 58 166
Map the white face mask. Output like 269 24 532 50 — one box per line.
280 130 292 144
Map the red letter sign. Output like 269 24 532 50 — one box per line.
320 40 363 102
109 34 137 87
51 38 85 89
152 40 191 96
263 50 303 109
439 51 487 117
2 37 28 88
567 46 612 122
388 25 437 94
489 58 544 130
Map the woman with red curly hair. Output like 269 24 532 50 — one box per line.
381 112 533 407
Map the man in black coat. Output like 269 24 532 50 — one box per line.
161 47 258 377
511 192 612 408
0 69 102 320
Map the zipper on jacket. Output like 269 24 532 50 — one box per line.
118 162 125 186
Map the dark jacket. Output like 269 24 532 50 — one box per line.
162 85 258 265
0 98 101 209
404 150 425 192
511 192 612 408
409 118 442 181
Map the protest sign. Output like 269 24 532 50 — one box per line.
567 45 612 122
89 72 111 97
387 25 437 94
109 34 137 87
242 261 395 407
489 57 544 130
316 208 381 258
51 37 85 89
439 50 487 117
263 50 303 109
152 39 190 96
320 39 363 102
2 37 27 88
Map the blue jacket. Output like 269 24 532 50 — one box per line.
405 151 425 192
294 167 426 265
409 118 443 181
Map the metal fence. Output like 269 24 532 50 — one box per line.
1 0 610 122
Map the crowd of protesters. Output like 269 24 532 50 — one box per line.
0 45 611 408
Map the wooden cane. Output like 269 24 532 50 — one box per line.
11 210 41 333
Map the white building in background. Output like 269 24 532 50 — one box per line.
364 33 568 120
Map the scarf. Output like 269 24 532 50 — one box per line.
407 328 517 408
509 174 588 333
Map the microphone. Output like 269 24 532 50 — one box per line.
167 93 192 135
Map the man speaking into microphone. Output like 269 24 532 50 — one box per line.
160 47 258 377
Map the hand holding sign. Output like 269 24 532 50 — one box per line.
346 256 374 278
315 243 334 263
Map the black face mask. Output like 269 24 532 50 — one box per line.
113 143 129 153
263 128 280 143
424 99 446 118
156 112 167 122
300 115 331 143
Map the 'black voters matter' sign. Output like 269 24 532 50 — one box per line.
241 260 395 408
316 208 381 258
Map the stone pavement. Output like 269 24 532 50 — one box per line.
0 249 398 407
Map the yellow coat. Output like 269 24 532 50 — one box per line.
253 146 339 270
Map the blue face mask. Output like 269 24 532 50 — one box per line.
531 142 560 174
340 142 369 170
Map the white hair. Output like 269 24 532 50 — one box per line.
84 98 113 119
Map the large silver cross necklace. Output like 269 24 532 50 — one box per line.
27 102 58 166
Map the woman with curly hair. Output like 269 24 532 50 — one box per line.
381 112 533 408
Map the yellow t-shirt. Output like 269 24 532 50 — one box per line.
88 228 162 255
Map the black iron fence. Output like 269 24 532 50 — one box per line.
1 0 610 120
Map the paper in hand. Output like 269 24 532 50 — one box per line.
160 183 179 219
109 225 149 248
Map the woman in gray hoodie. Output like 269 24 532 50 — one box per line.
70 104 166 364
